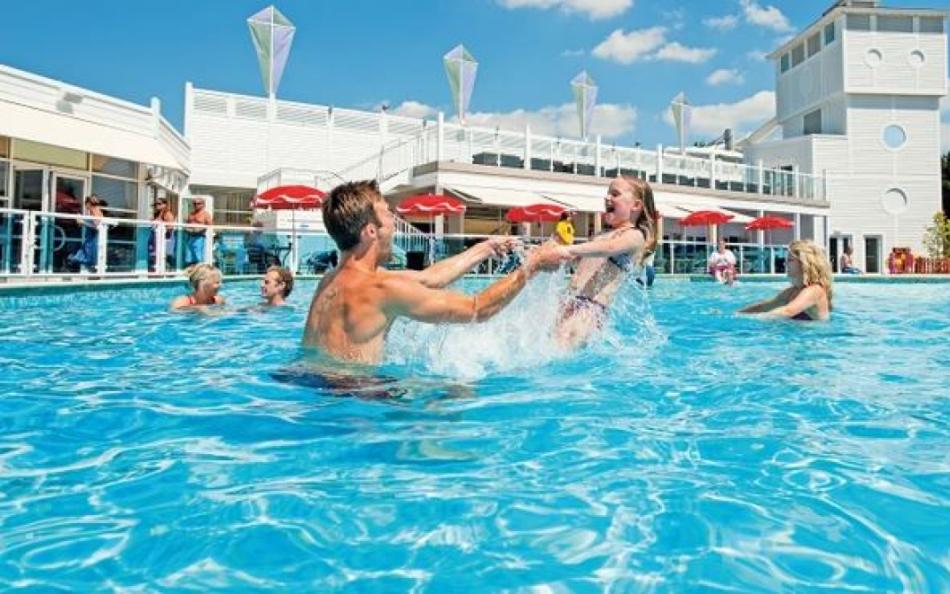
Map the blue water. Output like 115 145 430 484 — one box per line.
0 278 948 592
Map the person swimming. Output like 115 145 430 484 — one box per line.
260 265 294 306
551 176 658 348
738 239 832 321
170 264 226 310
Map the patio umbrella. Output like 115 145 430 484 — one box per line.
396 194 466 217
746 214 794 247
254 185 325 210
679 210 734 227
505 203 566 223
745 215 793 232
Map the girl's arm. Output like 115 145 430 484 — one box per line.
557 229 642 259
765 286 824 318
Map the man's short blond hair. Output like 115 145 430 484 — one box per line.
322 180 383 251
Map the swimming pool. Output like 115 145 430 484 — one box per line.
1 278 947 591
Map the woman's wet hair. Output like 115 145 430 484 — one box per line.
619 176 659 264
187 264 222 291
789 239 833 309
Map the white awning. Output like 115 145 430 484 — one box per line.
0 101 186 171
655 204 693 220
540 193 605 213
448 185 560 209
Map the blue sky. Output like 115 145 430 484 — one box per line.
2 0 947 148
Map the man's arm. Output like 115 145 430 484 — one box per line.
396 237 517 288
383 246 553 323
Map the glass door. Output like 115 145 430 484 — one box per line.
52 174 89 273
13 168 45 211
864 236 881 274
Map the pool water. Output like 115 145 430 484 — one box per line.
0 278 947 592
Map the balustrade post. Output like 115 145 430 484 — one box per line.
710 153 717 189
436 112 445 162
595 134 602 176
21 214 34 275
524 124 531 170
96 222 109 275
155 222 167 275
204 227 214 265
757 159 764 194
656 144 663 183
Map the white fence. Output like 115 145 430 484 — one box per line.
191 87 827 203
1 207 797 282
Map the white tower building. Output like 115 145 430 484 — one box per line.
745 0 947 272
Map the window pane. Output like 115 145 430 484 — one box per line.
824 22 836 44
91 155 137 179
877 15 913 33
792 44 805 66
919 17 943 34
92 175 138 218
807 33 821 58
0 162 8 200
780 54 790 72
847 14 871 31
804 110 822 135
883 125 907 149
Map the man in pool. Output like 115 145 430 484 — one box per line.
551 176 658 348
303 180 561 363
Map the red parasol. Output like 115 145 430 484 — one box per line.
396 194 466 217
679 210 734 227
254 185 325 210
745 215 793 231
505 203 567 223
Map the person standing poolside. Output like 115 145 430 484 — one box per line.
303 180 561 364
185 197 212 265
260 266 294 306
551 176 658 348
68 195 105 272
840 244 862 274
554 211 575 245
171 264 226 309
707 238 738 285
738 240 832 321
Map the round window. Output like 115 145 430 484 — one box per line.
882 125 907 150
881 188 908 215
909 50 925 68
865 49 883 67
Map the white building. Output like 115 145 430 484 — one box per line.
745 0 948 272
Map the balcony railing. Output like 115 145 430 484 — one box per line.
1 207 815 282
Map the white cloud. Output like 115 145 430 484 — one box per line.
391 101 438 119
746 49 768 62
663 90 775 137
706 68 745 86
592 28 716 65
704 14 739 31
393 100 637 140
498 0 632 20
740 0 793 33
592 27 667 64
653 42 717 64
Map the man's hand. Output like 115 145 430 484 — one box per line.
485 236 523 258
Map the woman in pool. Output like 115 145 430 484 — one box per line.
260 265 293 306
552 175 658 347
739 239 832 321
171 264 225 309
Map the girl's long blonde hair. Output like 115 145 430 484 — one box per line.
621 176 658 264
789 240 833 309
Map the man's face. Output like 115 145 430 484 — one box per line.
193 200 205 212
261 270 283 298
603 178 640 229
371 199 395 262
